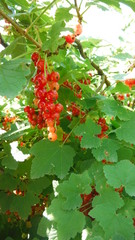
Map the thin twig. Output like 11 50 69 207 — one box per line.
74 0 83 23
0 9 41 49
0 33 8 48
74 38 111 91
26 0 58 32
95 75 105 93
81 6 91 16
79 0 83 10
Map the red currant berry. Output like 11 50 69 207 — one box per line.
50 71 60 82
48 132 57 141
36 59 45 72
65 34 75 44
55 103 63 113
31 52 39 63
46 90 58 102
24 106 30 113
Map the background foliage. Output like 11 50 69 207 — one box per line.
0 0 135 239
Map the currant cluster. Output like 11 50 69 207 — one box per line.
67 102 86 123
2 115 17 130
97 117 108 139
117 94 125 101
124 78 135 89
24 52 63 141
80 187 98 217
5 210 20 223
65 23 82 44
30 194 48 218
62 74 92 99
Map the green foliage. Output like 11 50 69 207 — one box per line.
104 160 135 196
74 118 101 149
92 139 121 162
57 171 91 210
0 59 29 98
30 140 76 179
47 198 85 240
0 0 135 239
116 115 135 144
90 189 134 240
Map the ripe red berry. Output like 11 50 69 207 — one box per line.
46 118 54 127
46 90 58 102
31 52 39 63
50 82 60 91
65 34 75 44
117 94 124 101
36 59 45 72
50 71 60 82
24 106 30 113
55 103 63 113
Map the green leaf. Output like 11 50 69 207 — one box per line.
118 197 135 218
116 116 135 144
90 188 124 219
0 37 27 58
37 217 51 238
111 82 131 94
43 21 65 52
5 0 29 9
74 118 101 149
103 160 135 196
0 173 19 191
119 0 135 12
0 59 29 98
97 98 133 121
0 125 31 141
0 37 26 58
90 189 134 240
55 7 73 22
57 171 91 210
27 176 51 194
117 147 133 160
113 52 132 60
47 198 85 240
10 191 39 219
92 139 121 162
30 140 76 179
2 143 18 170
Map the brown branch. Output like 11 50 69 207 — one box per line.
0 33 8 48
74 38 111 90
0 9 41 49
74 0 83 23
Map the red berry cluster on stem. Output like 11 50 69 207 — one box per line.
65 23 82 44
62 74 92 99
97 117 108 139
80 187 98 217
24 52 63 141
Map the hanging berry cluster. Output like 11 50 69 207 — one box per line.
97 117 108 139
24 52 63 142
2 115 17 131
62 73 92 99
